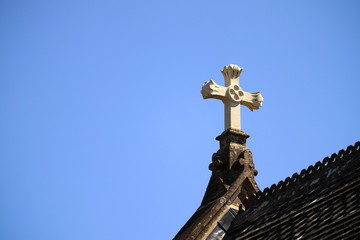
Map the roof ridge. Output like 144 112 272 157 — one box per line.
255 141 360 201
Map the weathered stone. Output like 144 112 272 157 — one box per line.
202 129 259 206
174 128 260 240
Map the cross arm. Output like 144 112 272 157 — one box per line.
201 80 228 102
241 91 263 111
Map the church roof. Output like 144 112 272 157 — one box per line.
224 141 360 240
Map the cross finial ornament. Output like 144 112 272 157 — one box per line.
201 64 263 130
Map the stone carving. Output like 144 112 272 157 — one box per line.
201 64 263 130
200 128 260 210
173 68 264 240
201 80 227 101
209 138 258 185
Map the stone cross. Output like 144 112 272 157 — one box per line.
201 64 263 130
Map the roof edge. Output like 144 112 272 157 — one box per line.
255 141 360 202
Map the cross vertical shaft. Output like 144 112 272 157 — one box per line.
222 65 242 130
225 101 241 130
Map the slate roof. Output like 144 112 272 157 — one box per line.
225 141 360 240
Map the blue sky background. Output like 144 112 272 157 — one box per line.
1 1 359 239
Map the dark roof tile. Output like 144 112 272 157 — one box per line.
225 141 360 240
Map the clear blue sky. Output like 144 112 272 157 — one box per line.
1 1 359 239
